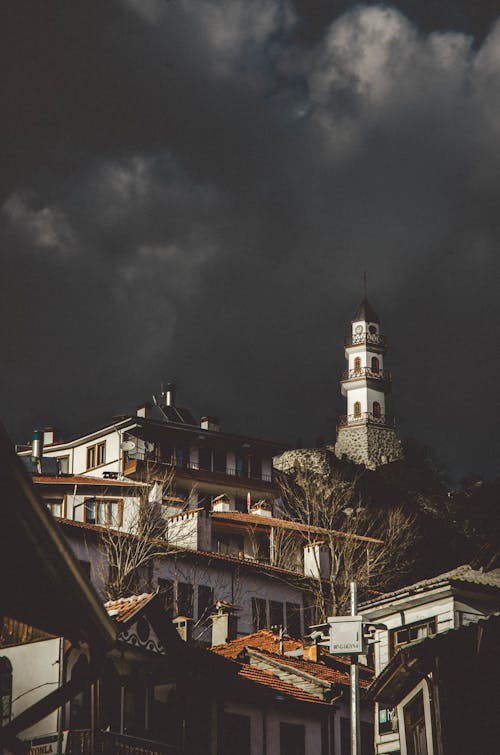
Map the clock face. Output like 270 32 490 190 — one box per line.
355 325 363 334
369 325 377 334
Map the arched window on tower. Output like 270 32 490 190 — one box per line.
0 657 13 728
353 402 362 419
371 356 380 374
354 357 362 374
373 401 381 419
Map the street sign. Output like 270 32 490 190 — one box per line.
327 615 364 654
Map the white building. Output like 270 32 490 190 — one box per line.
361 565 500 754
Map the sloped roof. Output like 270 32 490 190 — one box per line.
237 665 330 706
213 629 303 658
211 510 383 544
351 297 380 324
361 564 500 609
247 647 372 689
33 475 142 487
104 593 155 623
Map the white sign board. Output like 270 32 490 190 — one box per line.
328 615 364 654
24 732 68 755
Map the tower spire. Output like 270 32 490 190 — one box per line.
363 270 367 299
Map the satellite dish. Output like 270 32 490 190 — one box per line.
121 440 137 452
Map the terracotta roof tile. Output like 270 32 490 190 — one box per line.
33 475 141 487
248 647 372 689
104 593 154 623
211 511 382 544
213 629 303 658
237 665 329 705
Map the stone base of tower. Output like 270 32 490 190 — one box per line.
333 424 403 469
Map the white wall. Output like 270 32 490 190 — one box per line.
2 638 61 740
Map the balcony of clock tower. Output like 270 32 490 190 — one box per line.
337 412 396 429
344 332 387 349
340 366 392 395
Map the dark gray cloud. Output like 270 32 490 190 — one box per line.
1 1 499 480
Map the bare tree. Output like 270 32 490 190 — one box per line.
276 465 416 621
99 465 198 599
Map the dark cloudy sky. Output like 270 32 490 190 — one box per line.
2 1 499 482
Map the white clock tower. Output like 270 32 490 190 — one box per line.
334 297 403 468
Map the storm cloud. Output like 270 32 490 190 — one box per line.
1 1 499 480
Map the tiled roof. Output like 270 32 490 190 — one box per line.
237 665 329 706
248 647 372 689
361 564 500 609
33 475 141 487
213 629 303 658
104 593 155 623
56 519 306 577
211 511 382 544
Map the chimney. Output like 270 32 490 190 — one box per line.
43 426 57 445
164 382 176 407
136 402 152 418
211 494 235 513
303 542 331 580
251 500 273 518
200 416 220 432
210 601 238 646
31 429 43 460
172 615 193 643
303 643 320 663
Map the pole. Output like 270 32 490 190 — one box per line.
350 581 361 755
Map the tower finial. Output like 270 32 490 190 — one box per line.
363 270 367 299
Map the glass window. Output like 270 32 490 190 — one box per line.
286 602 301 638
177 582 194 618
391 618 437 656
354 401 362 418
86 446 96 469
404 691 428 755
85 499 122 527
250 456 262 479
46 497 65 517
58 456 69 474
213 449 226 473
373 401 381 418
252 597 267 631
280 723 305 755
96 441 106 466
198 585 214 622
354 357 362 373
85 498 96 524
270 600 284 630
371 356 380 374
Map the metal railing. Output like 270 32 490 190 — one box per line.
337 412 395 428
67 730 179 755
344 332 386 348
341 367 391 381
124 453 272 483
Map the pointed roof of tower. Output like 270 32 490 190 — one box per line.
351 297 380 324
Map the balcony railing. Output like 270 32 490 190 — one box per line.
341 367 391 382
67 730 179 755
344 332 386 348
123 453 273 483
337 412 395 428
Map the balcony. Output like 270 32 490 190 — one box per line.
337 412 395 429
341 367 391 383
123 454 275 490
67 730 179 755
344 332 386 348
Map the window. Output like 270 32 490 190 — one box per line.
404 691 428 755
0 658 12 728
249 455 262 479
158 578 174 619
198 585 214 622
58 456 69 474
354 357 362 373
175 447 189 468
270 600 284 630
390 618 437 656
371 356 380 373
286 602 301 638
213 449 226 473
198 446 212 471
86 441 106 469
45 497 65 517
84 498 123 526
378 707 397 735
221 714 251 755
373 401 381 418
353 401 362 418
177 582 194 618
252 597 267 631
280 723 305 755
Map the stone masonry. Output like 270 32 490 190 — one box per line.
333 424 403 470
